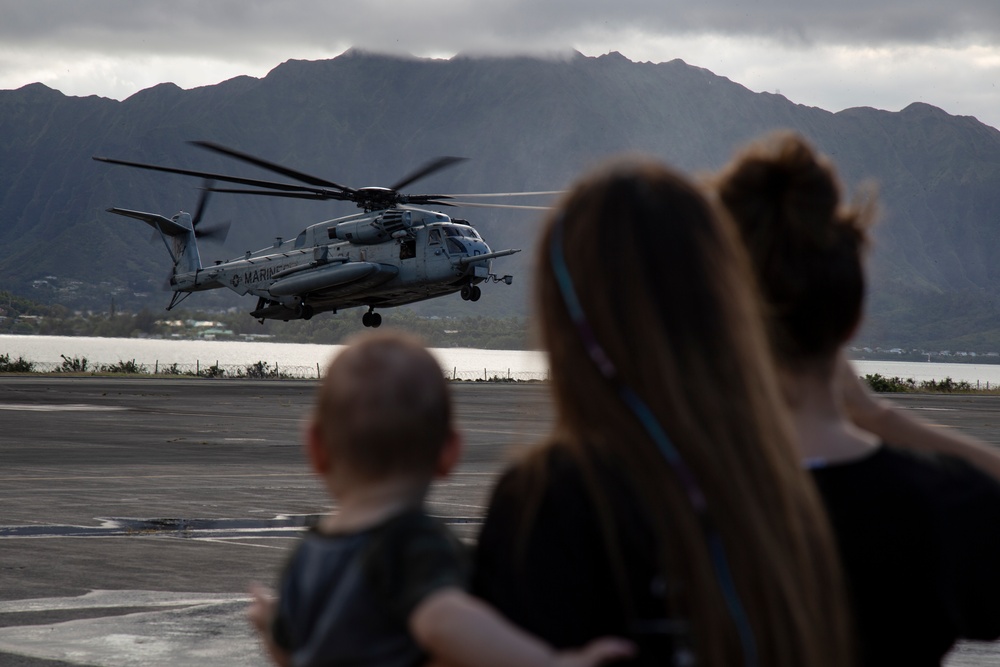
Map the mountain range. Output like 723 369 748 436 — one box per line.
2 49 1000 351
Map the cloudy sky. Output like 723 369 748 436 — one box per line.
3 1 1000 129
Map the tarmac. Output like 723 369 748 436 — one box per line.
0 377 998 666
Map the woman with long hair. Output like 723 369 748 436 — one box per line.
714 131 1000 665
473 158 854 667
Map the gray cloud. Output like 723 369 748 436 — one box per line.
1 0 999 129
3 0 1000 56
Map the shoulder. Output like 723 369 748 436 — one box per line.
365 510 467 571
812 442 1000 563
362 510 469 620
485 443 593 531
885 445 1000 501
492 443 588 502
813 443 1000 496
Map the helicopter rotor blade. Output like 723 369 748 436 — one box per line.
206 187 342 201
389 156 467 193
404 194 454 204
409 199 456 207
93 155 339 197
445 200 554 211
440 190 565 198
190 141 356 194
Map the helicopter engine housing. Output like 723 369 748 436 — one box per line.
333 210 411 244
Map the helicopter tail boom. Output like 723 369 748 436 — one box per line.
107 207 190 237
107 207 203 277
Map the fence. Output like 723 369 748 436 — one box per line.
8 356 550 382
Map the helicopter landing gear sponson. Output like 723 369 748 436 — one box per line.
460 284 482 302
362 308 382 328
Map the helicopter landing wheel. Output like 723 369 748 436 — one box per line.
362 311 372 327
460 284 473 301
370 313 382 328
470 285 482 302
300 305 314 320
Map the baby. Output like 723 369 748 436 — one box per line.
249 331 631 667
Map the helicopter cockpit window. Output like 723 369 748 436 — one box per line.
446 238 466 255
428 229 442 245
294 230 308 248
444 225 480 240
400 239 416 260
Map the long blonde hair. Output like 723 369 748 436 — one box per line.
532 157 854 667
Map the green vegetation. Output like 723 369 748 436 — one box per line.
58 355 89 372
862 373 985 393
0 354 35 372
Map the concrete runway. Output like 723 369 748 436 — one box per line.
0 377 998 666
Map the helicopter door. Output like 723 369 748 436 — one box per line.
419 228 450 282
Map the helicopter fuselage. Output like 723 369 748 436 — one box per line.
97 143 527 327
173 206 516 321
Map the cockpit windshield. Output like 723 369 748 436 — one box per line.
444 225 481 240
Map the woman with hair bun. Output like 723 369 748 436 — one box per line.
473 157 854 667
714 131 1000 666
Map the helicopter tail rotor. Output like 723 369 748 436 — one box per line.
189 180 231 245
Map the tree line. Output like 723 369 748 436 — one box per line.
0 292 534 350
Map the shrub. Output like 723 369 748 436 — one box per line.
240 361 289 379
59 354 89 373
99 359 147 374
0 353 35 372
919 377 973 392
198 364 226 378
863 374 916 393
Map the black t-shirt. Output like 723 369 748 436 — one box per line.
274 509 468 667
472 446 684 666
811 445 1000 666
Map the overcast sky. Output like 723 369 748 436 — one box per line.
3 1 1000 129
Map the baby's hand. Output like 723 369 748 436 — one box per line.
247 583 290 667
247 583 276 636
553 637 635 666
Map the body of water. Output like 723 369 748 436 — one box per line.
5 335 1000 385
0 335 549 380
851 359 1000 387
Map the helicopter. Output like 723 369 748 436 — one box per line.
93 142 554 327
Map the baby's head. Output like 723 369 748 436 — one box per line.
311 332 455 487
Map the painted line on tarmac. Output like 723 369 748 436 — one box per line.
175 536 292 550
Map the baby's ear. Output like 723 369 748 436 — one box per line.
435 429 462 478
305 421 331 475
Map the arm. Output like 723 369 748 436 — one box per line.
411 587 633 667
835 353 1000 480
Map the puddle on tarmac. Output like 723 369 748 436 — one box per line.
0 515 481 539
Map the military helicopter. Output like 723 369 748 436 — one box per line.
94 142 554 327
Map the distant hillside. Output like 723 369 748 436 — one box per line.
2 49 1000 350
